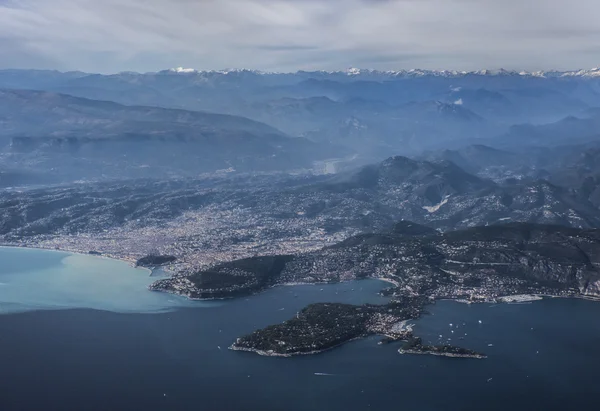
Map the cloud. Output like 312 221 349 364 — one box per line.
0 0 599 73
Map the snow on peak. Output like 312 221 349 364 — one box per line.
561 68 600 78
170 67 197 73
164 67 272 76
216 68 271 75
346 67 364 75
152 66 600 79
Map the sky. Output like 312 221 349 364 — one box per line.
1 0 599 73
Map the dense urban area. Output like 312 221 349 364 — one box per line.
2 67 600 356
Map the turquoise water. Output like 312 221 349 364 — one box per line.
0 247 214 313
1 248 599 411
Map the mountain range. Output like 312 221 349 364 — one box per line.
0 89 341 182
3 66 600 358
2 67 600 180
1 66 600 263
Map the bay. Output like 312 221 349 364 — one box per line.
0 247 599 411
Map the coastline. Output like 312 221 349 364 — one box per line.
229 293 596 359
229 336 366 357
0 244 152 275
497 294 544 303
547 293 600 302
3 244 599 359
398 349 487 359
148 275 600 359
375 277 400 287
152 276 393 302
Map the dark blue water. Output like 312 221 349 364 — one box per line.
1 251 600 410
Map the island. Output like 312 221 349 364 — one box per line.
399 336 486 359
230 298 485 358
230 299 424 356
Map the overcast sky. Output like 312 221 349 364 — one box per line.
1 0 599 73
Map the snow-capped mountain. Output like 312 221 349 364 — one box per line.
160 66 600 79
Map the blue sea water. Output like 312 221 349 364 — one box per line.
0 247 214 313
0 247 599 411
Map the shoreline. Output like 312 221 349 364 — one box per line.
153 276 393 302
6 244 595 311
228 293 600 359
3 244 600 360
374 277 400 287
0 244 152 275
497 294 544 303
398 349 487 359
229 336 367 357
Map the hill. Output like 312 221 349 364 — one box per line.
0 89 341 181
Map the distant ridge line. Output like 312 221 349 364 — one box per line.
2 66 600 79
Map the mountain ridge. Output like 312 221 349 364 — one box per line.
11 66 597 79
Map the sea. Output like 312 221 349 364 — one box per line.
0 246 599 411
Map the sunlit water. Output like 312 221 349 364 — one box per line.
0 247 213 314
1 248 599 411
